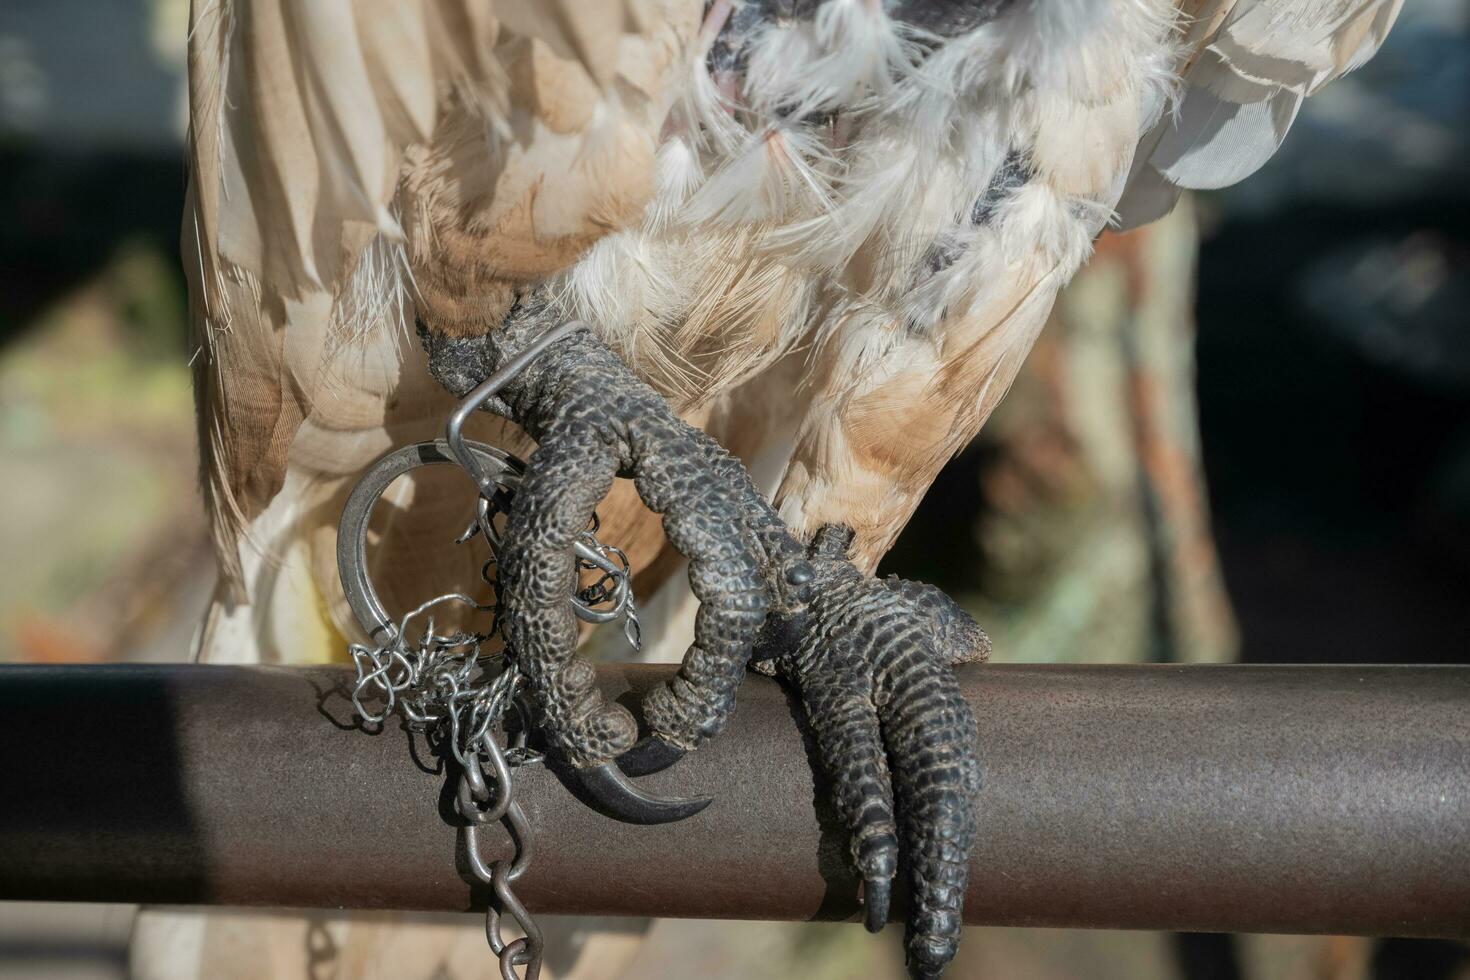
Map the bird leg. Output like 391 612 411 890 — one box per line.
424 298 812 772
759 525 986 980
423 299 983 977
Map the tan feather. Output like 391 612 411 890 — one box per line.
188 0 698 627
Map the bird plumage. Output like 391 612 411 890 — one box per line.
150 0 1402 976
188 0 1399 657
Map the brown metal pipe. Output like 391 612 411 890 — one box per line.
1 662 1466 935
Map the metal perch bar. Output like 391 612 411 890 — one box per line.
1 662 1466 936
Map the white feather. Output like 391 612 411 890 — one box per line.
1122 0 1402 211
646 136 704 231
744 0 913 117
1151 83 1303 189
681 124 837 226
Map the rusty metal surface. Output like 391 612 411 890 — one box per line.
1 662 1466 935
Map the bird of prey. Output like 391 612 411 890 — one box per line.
174 0 1401 976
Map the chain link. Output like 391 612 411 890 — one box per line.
346 492 638 980
338 320 641 980
348 589 544 979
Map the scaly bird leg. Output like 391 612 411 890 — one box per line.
762 525 987 979
423 299 984 977
425 299 812 768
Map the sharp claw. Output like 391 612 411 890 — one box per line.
615 736 688 777
564 761 712 825
863 876 891 933
859 833 896 932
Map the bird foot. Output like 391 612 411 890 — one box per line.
425 299 811 769
760 524 986 977
423 300 983 977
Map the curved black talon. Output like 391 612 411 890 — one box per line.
858 833 897 932
615 736 688 778
863 877 892 934
567 762 712 825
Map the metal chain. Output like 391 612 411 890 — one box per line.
346 493 638 980
348 590 546 980
341 320 639 980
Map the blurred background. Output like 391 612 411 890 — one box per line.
0 1 1466 978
